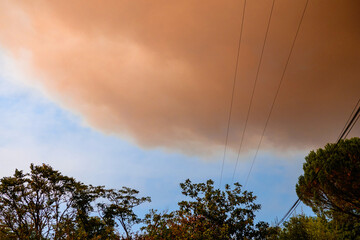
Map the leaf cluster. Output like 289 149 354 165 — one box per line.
142 179 273 240
0 164 150 239
296 137 360 219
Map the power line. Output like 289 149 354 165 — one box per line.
231 0 276 183
244 0 309 188
219 0 247 187
278 102 360 225
336 98 360 142
277 198 301 226
345 111 360 139
277 98 360 226
341 99 360 140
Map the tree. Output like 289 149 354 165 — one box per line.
142 179 274 239
0 164 150 239
277 213 360 240
296 137 360 219
277 214 337 240
98 188 150 239
143 209 230 240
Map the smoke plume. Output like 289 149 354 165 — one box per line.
0 0 359 155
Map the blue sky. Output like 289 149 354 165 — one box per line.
0 50 313 225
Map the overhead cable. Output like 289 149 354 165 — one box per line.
244 0 309 188
277 98 360 226
231 0 276 183
219 0 247 187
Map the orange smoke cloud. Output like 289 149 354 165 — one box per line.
0 0 359 155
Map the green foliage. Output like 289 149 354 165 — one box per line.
6 150 360 240
278 213 360 240
143 209 230 240
291 138 360 239
0 164 150 239
142 179 274 240
326 212 360 240
296 137 360 219
278 214 336 240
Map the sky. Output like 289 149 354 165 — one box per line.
0 0 359 225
